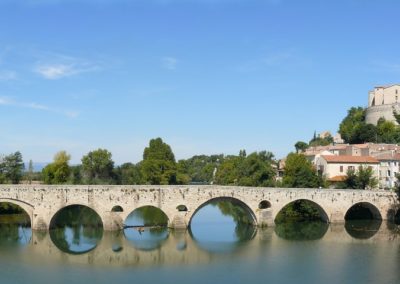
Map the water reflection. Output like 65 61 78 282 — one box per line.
124 206 168 227
49 205 103 254
189 200 257 253
123 206 170 251
274 221 329 241
124 227 169 251
0 215 32 247
50 226 103 254
344 220 382 239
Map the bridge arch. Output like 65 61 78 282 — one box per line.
111 205 124 212
274 199 330 224
0 198 34 225
187 196 257 228
49 204 105 230
344 202 382 220
124 205 170 227
258 200 272 209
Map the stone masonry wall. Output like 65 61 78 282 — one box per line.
0 185 398 231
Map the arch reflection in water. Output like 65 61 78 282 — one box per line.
275 199 329 223
344 202 382 239
49 205 103 254
189 198 257 253
345 202 382 221
344 220 382 239
124 206 169 251
274 221 329 241
0 202 32 247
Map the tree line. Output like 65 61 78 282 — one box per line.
0 137 381 190
0 137 326 188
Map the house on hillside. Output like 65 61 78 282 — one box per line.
373 152 400 189
315 155 380 189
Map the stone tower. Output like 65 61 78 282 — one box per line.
365 84 400 125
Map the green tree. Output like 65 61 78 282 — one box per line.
338 107 367 143
308 135 333 147
214 156 239 185
0 155 6 184
356 165 378 190
355 123 378 143
140 138 179 185
177 154 223 184
42 151 71 184
214 151 275 187
282 153 322 188
2 152 24 184
338 166 377 190
294 141 308 153
114 163 142 185
376 118 400 143
27 159 34 184
69 165 83 184
81 149 114 184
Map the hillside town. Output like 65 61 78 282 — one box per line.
290 84 400 190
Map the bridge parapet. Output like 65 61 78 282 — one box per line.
0 185 398 230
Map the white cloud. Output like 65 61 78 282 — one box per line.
162 57 178 70
0 96 79 118
0 96 13 105
34 54 101 79
24 102 49 110
35 64 72 79
0 70 17 81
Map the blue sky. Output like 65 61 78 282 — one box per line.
1 0 399 164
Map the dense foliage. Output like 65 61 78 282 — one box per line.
81 149 115 184
42 151 71 184
140 138 188 185
308 132 333 147
338 106 400 144
177 154 223 184
214 151 276 187
0 152 24 184
282 153 324 188
336 166 378 190
275 200 325 223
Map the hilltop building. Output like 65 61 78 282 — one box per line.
366 84 400 125
302 143 400 189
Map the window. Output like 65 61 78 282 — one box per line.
348 166 355 171
340 166 343 173
388 170 391 177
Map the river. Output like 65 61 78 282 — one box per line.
0 203 400 284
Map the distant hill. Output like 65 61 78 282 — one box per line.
24 162 48 172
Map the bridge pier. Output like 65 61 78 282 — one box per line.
257 208 274 227
328 211 346 224
1 185 398 232
102 212 124 231
169 212 189 229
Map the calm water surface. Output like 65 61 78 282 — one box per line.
1 207 400 284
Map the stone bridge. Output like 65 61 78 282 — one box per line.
0 185 399 231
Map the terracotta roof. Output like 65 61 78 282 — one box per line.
349 144 369 149
321 155 379 164
328 175 347 182
374 153 400 161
